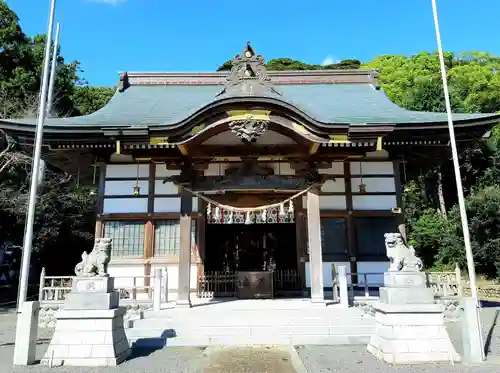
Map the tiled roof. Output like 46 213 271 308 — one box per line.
1 79 497 129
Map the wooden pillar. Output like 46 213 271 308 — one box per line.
295 197 306 290
306 188 325 304
177 190 192 307
393 160 407 241
344 161 357 278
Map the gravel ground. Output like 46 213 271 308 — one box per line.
296 345 500 373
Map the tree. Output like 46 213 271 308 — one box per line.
217 58 361 71
0 1 81 119
72 86 115 115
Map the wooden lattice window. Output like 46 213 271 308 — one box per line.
154 220 197 257
103 221 145 257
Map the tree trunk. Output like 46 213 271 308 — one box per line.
437 166 447 218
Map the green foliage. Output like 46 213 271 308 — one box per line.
72 86 115 115
217 58 361 71
0 2 81 118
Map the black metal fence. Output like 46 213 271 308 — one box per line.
196 269 303 298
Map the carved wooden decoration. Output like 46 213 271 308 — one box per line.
229 118 268 142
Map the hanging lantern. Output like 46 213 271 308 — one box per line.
215 206 221 219
261 209 267 222
228 210 234 224
206 203 212 217
358 160 366 194
288 199 294 214
132 162 141 196
245 211 252 224
279 203 286 217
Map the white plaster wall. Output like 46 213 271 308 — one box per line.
104 180 149 196
154 180 179 195
319 195 347 210
154 197 181 212
150 263 198 292
350 177 395 193
106 164 149 178
349 161 394 175
321 179 345 193
356 261 389 286
103 198 148 213
352 195 397 210
319 162 344 175
305 261 352 287
108 264 146 289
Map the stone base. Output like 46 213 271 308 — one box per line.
379 287 434 304
367 302 460 364
175 299 192 308
41 307 130 367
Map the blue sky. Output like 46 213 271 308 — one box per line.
7 0 500 86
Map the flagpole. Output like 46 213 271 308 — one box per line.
16 0 57 310
431 0 484 361
46 22 60 117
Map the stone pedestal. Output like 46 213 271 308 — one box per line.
41 276 130 367
367 270 460 364
367 303 460 364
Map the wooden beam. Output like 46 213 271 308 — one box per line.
309 143 320 155
177 144 189 156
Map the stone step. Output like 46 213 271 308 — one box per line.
127 323 374 337
127 333 372 348
131 315 374 329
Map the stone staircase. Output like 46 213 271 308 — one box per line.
126 299 375 347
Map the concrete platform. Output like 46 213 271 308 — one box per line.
126 298 375 347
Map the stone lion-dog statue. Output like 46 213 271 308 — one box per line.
74 237 112 277
384 232 423 272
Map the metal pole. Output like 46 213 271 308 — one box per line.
430 0 485 361
46 23 60 117
17 0 57 310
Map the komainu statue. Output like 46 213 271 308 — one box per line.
74 237 112 277
384 233 423 272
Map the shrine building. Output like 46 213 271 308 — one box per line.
1 44 499 305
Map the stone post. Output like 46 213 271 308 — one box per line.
38 268 45 302
367 233 460 364
337 266 349 308
13 301 40 366
460 298 485 362
153 268 162 312
162 267 168 302
306 189 325 304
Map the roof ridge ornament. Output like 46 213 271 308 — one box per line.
216 42 282 97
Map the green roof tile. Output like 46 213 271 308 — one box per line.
1 83 498 129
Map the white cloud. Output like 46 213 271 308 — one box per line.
321 55 340 66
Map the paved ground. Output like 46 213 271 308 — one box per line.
0 305 498 372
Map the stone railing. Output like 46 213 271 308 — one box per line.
340 264 464 321
37 268 168 328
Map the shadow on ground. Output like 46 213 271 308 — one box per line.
127 329 178 360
